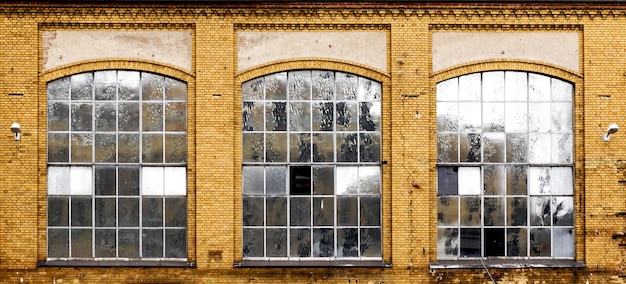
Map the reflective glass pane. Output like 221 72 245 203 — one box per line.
266 228 287 257
71 73 93 100
529 167 551 195
165 134 187 163
553 197 574 226
242 78 264 100
95 134 116 163
437 133 458 163
142 73 164 101
165 229 187 258
165 102 187 131
436 77 458 101
359 102 381 131
70 167 92 195
505 71 527 101
529 197 552 226
553 228 574 257
484 197 505 226
437 196 458 226
95 198 116 227
483 133 505 163
142 167 164 195
437 167 458 195
528 73 551 101
290 228 311 257
266 102 287 131
336 101 358 131
459 197 481 226
460 228 481 257
313 197 334 226
142 102 163 132
165 77 187 101
360 133 381 163
437 228 458 258
48 77 70 100
95 70 117 100
165 197 187 227
71 197 92 226
313 228 334 257
118 229 139 258
266 197 287 226
551 167 573 195
528 103 551 132
337 167 358 195
142 229 164 258
48 166 70 195
312 166 334 195
71 133 93 163
266 133 287 162
290 102 312 132
551 103 572 132
95 229 116 257
48 133 69 163
71 103 93 131
242 101 264 131
313 102 333 131
312 71 335 100
436 102 458 132
142 197 163 227
71 229 92 257
530 228 551 256
359 166 381 194
288 70 311 100
312 133 333 162
95 102 116 131
265 72 287 100
243 197 264 226
482 71 505 101
460 133 481 163
358 78 381 101
459 102 481 132
459 73 481 101
506 165 527 195
48 197 69 226
48 102 70 131
336 73 358 100
243 228 264 257
337 133 358 162
507 228 527 256
360 228 381 257
484 228 505 256
118 71 140 100
484 165 505 195
118 102 140 131
337 228 358 257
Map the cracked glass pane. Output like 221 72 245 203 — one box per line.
505 71 527 101
242 101 264 131
507 228 527 257
290 102 311 131
507 197 527 226
482 71 504 101
243 228 264 257
95 71 117 100
312 71 335 100
265 72 287 100
437 228 458 258
266 228 287 257
290 228 311 257
118 71 140 100
437 196 458 226
48 102 70 131
460 133 481 163
459 73 481 101
288 71 311 100
529 103 551 132
337 197 358 226
530 228 551 256
313 102 333 131
437 133 458 163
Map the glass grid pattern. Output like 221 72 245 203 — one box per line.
46 70 188 260
242 70 382 260
436 71 575 259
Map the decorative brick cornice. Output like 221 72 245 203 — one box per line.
234 23 389 31
429 23 583 31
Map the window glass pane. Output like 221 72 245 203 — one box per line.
552 134 573 164
506 165 527 195
289 197 311 226
242 166 264 194
483 103 504 132
459 197 481 226
265 72 287 100
483 133 505 163
142 73 165 101
528 73 551 101
165 197 187 227
289 102 311 131
266 133 287 162
266 197 287 226
337 133 358 162
118 166 140 195
266 166 286 195
95 102 116 132
290 134 311 163
437 196 458 226
70 167 92 195
165 102 187 132
337 196 358 226
359 166 381 194
164 167 186 195
360 228 381 257
118 102 140 131
142 167 164 195
290 166 311 195
358 77 381 101
529 167 551 195
266 102 287 131
165 229 187 258
507 197 527 226
118 229 139 258
551 167 573 195
313 197 333 226
360 196 380 226
95 198 116 227
459 228 481 257
242 228 264 257
48 229 69 257
458 167 481 195
242 101 264 131
312 70 335 100
506 134 527 163
266 228 287 257
71 229 92 257
71 197 92 226
48 77 70 100
551 78 573 101
528 102 551 132
337 167 358 195
71 73 93 100
337 228 358 257
437 167 458 195
507 228 527 257
243 197 264 226
482 71 504 101
553 228 574 257
288 70 311 100
336 101 358 131
142 197 163 227
48 101 70 131
437 133 458 163
436 102 458 132
165 77 187 101
290 228 311 257
48 167 70 195
142 229 164 258
359 102 380 131
484 197 505 226
459 73 481 101
360 133 381 162
459 102 481 132
553 197 574 226
484 228 505 256
242 78 264 101
48 133 70 163
505 102 527 132
551 103 572 132
336 73 358 100
312 102 333 131
313 228 334 257
242 133 264 162
529 133 551 163
165 134 187 163
530 228 551 256
95 229 116 257
505 71 527 101
71 103 93 132
529 197 552 226
48 197 69 226
437 228 458 258
483 165 505 195
459 133 481 163
313 133 334 162
71 133 93 163
94 71 117 101
312 166 334 195
95 134 116 163
142 103 163 132
436 77 458 101
118 198 139 227
118 71 140 100
142 133 164 163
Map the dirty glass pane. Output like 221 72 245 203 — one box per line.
551 167 573 195
312 71 335 100
313 228 334 257
483 71 505 101
71 229 93 257
243 197 264 226
142 197 163 227
266 197 287 226
288 71 311 100
484 197 505 226
266 102 287 131
243 228 264 257
360 102 381 131
242 133 264 162
553 197 574 226
165 229 187 258
71 197 92 226
437 133 458 163
242 166 264 194
48 229 70 257
483 133 505 163
551 78 573 101
507 165 527 195
118 166 140 196
265 166 286 195
290 197 311 226
242 101 264 131
95 229 116 257
506 134 527 163
360 133 380 163
530 228 551 256
290 228 311 257
142 102 163 131
360 196 380 226
460 133 481 163
336 101 358 131
437 228 458 258
142 133 164 163
359 166 381 194
459 197 481 226
436 77 458 101
71 73 93 100
529 167 551 195
460 228 481 257
95 198 116 227
290 102 311 131
312 166 334 195
507 197 527 226
265 72 287 100
551 103 572 132
71 103 93 131
118 102 140 131
242 78 264 100
528 103 551 132
553 228 574 257
459 73 481 101
459 102 481 132
118 71 140 100
118 133 139 163
95 134 116 163
290 133 311 163
529 197 551 226
483 103 504 132
337 167 358 195
437 167 458 195
438 197 459 227
48 102 70 131
358 78 381 101
164 134 187 163
337 196 358 226
48 133 70 162
484 228 505 256
484 165 505 195
95 71 117 100
48 166 70 195
337 228 358 257
118 198 139 227
70 167 92 195
313 102 334 131
552 134 573 164
142 229 163 258
436 102 458 132
505 102 527 132
165 77 187 101
458 167 481 195
313 133 334 162
71 133 93 163
266 133 287 162
267 228 287 257
118 229 139 258
95 102 116 131
142 73 165 101
336 73 358 100
507 228 527 257
165 197 187 227
529 134 551 164
313 197 334 226
505 71 527 101
165 102 186 131
48 77 70 100
528 73 551 101
360 228 381 257
48 197 69 226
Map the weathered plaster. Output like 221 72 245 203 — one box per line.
238 32 387 72
432 32 579 73
42 31 192 72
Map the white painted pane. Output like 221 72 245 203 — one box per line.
48 166 70 195
553 228 574 257
142 167 164 195
164 167 186 196
70 167 93 195
458 167 481 195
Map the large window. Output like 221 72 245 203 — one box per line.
47 71 187 260
436 71 574 259
241 70 382 260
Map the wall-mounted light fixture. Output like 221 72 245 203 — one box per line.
11 122 21 141
603 123 619 141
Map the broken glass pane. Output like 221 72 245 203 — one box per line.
265 72 287 100
48 102 70 131
337 133 358 162
290 228 311 257
142 102 163 132
436 102 458 132
71 73 93 100
142 229 164 258
48 229 70 257
506 134 527 163
530 228 551 256
505 102 527 132
118 166 140 196
118 133 140 163
266 133 287 162
437 196 458 226
242 101 264 131
336 73 358 100
48 77 70 100
95 229 116 257
165 134 187 163
360 228 381 257
243 228 264 257
359 102 381 131
95 71 117 100
71 133 93 163
505 71 527 101
483 133 505 163
141 73 165 101
484 228 505 256
553 197 574 226
71 197 92 226
459 197 481 226
506 165 527 195
266 228 287 257
118 71 140 101
507 228 527 257
507 197 527 226
552 134 573 164
360 196 380 226
312 133 334 162
312 71 335 100
459 73 481 101
551 167 573 195
142 197 163 227
118 229 139 258
437 133 458 163
71 103 93 131
529 197 552 226
528 102 551 132
460 228 481 257
48 197 69 226
267 197 287 226
164 77 187 101
312 166 334 195
358 78 381 101
290 197 311 226
484 165 505 195
242 133 264 162
242 197 264 226
313 102 334 131
551 78 573 101
459 102 481 132
95 102 116 131
142 133 164 163
165 229 187 258
165 102 187 132
266 102 287 131
337 167 358 195
436 77 458 101
289 133 311 163
337 228 358 257
337 196 358 226
484 197 505 226
458 167 481 195
437 228 458 258
528 73 550 101
529 167 551 195
313 228 334 257
336 101 358 131
553 228 574 257
460 133 481 163
482 71 504 101
529 133 551 164
265 166 286 195
288 71 311 100
242 78 264 100
437 167 458 195
71 228 93 257
313 197 334 226
95 198 116 227
118 198 139 227
165 197 187 227
95 134 116 163
118 102 140 131
483 103 504 132
48 133 69 163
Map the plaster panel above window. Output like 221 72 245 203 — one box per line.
238 32 387 72
42 31 192 72
432 32 579 73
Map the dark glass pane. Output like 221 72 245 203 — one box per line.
507 165 528 195
118 133 140 163
165 77 187 101
71 103 93 131
142 133 164 163
313 197 334 226
529 197 551 226
290 197 311 226
48 101 70 131
459 228 481 257
48 228 69 257
48 133 69 162
360 228 381 257
70 73 93 100
243 228 264 257
95 198 116 227
142 73 165 101
71 229 92 257
266 197 287 226
165 229 187 258
165 102 186 132
71 197 92 226
337 196 358 226
507 228 528 257
507 197 528 226
313 102 333 131
337 133 358 162
95 166 116 195
437 167 458 195
142 229 164 258
360 133 381 162
95 134 116 163
484 197 505 226
312 166 334 195
165 197 187 227
70 133 93 163
118 198 139 227
460 133 481 163
165 134 187 163
118 166 140 195
118 102 140 131
337 228 358 257
336 101 358 131
289 133 311 163
484 228 505 256
437 196 458 226
553 197 574 226
290 166 311 195
359 102 380 131
95 229 116 257
360 196 380 226
266 228 287 257
313 228 334 257
142 197 163 227
313 133 334 162
530 228 551 256
142 102 163 132
484 165 506 195
48 197 69 226
290 228 311 257
48 77 70 100
242 197 264 226
118 229 139 258
95 102 117 131
266 102 287 131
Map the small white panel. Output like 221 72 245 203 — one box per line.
142 167 164 195
70 167 93 195
458 167 481 195
164 167 187 196
48 166 70 195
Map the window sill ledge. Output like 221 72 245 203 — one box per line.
235 260 392 268
430 259 585 269
38 260 196 268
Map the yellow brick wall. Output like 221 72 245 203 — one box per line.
0 3 624 283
